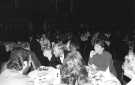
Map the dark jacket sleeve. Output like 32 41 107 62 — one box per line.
110 59 117 77
50 56 62 68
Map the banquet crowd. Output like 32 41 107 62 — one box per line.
0 30 134 85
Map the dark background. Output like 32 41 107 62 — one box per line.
0 0 134 40
0 1 133 83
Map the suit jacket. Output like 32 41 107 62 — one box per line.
49 55 62 68
42 55 62 68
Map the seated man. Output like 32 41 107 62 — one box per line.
88 39 121 85
89 39 114 72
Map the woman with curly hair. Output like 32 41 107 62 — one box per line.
0 48 36 85
8 47 41 74
60 49 88 85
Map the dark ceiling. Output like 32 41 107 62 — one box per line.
0 0 133 24
0 0 134 41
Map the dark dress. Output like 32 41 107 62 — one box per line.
44 55 62 68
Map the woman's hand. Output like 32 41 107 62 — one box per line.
90 50 96 58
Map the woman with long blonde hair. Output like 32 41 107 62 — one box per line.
60 47 88 85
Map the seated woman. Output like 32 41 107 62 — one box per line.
28 41 65 85
50 41 71 68
88 39 121 85
60 49 88 85
37 35 62 68
0 47 34 85
52 42 65 64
